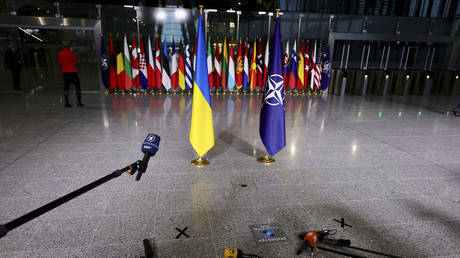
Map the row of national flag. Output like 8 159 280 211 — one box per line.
283 40 330 92
101 36 330 93
101 35 192 92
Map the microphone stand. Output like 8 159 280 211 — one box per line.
0 159 148 239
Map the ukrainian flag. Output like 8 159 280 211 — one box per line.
189 14 215 157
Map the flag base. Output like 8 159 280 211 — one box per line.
191 156 210 167
257 152 275 164
104 90 109 95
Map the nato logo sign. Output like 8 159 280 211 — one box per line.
264 74 284 106
249 223 287 243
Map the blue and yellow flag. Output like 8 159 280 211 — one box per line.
189 14 215 157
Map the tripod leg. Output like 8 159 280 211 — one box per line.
143 239 154 258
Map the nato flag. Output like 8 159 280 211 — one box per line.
259 16 286 157
321 45 331 91
101 36 110 89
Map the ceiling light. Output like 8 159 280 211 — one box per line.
175 9 187 20
155 9 166 21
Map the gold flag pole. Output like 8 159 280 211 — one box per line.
191 155 210 166
191 5 210 167
258 37 262 95
257 152 275 163
105 32 111 96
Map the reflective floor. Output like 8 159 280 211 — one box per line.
0 91 459 258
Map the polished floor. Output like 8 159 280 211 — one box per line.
0 90 459 258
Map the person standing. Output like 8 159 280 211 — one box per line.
58 43 83 107
4 41 22 91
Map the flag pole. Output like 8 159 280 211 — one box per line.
257 8 281 164
104 33 109 95
191 5 211 168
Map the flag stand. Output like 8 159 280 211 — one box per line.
104 89 109 95
191 156 210 167
257 152 275 164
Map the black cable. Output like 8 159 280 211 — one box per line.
344 245 404 258
316 245 367 258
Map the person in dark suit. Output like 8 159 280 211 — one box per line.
58 43 83 107
4 42 22 91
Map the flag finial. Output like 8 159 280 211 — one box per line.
275 9 280 17
199 5 204 14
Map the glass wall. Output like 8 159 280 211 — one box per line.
0 27 97 91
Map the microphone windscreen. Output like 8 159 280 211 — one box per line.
142 134 161 155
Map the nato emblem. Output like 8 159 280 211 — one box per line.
264 74 284 106
101 55 108 70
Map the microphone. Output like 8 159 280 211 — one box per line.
136 134 160 181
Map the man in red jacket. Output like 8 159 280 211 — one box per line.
58 43 83 107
